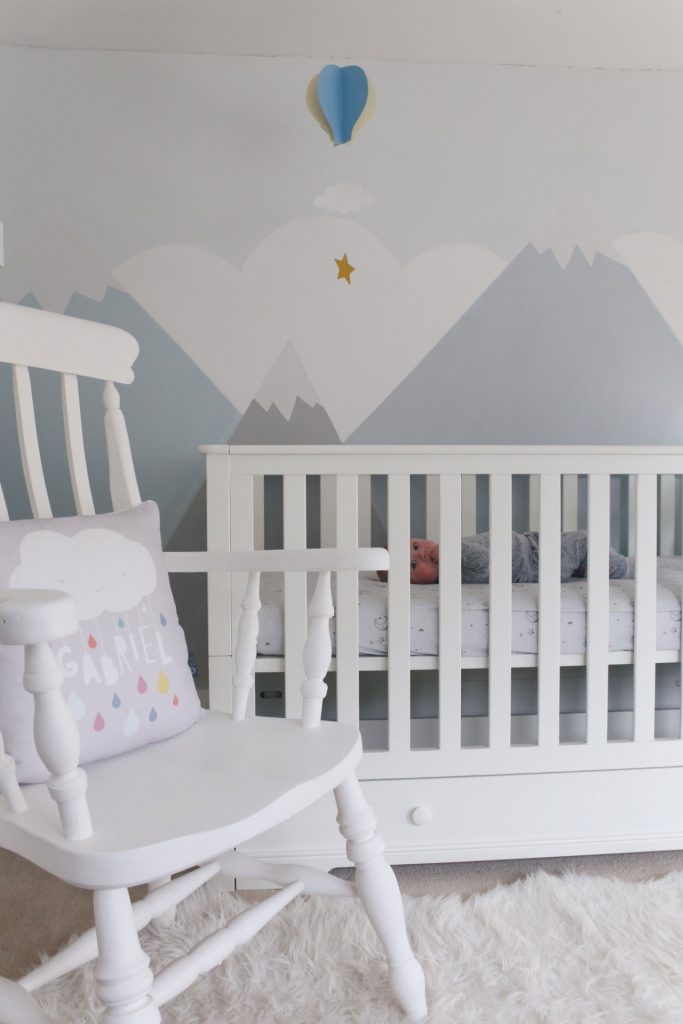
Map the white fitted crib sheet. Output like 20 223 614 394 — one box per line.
256 557 683 658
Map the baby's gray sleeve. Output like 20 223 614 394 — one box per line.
560 530 631 580
461 540 490 583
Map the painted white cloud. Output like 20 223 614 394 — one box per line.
10 529 157 621
613 232 683 345
114 220 505 438
314 183 374 215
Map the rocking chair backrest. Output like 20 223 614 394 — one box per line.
0 302 141 522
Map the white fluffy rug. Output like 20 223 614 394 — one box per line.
34 870 683 1023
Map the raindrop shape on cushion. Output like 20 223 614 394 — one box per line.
123 709 139 737
137 676 148 694
157 672 170 694
93 712 105 732
112 693 121 709
149 707 158 723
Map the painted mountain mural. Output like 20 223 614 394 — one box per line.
350 244 683 444
232 341 340 443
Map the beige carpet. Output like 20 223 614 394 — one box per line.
4 848 683 983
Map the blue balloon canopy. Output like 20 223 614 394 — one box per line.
316 65 369 145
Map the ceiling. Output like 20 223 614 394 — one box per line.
2 0 683 68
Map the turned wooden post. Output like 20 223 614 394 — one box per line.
335 774 427 1021
93 888 160 1024
233 571 261 721
301 571 334 729
23 641 92 840
103 381 142 510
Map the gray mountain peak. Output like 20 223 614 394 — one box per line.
349 245 683 445
231 395 340 444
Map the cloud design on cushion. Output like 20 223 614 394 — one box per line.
10 528 157 621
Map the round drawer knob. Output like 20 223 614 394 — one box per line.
410 805 432 826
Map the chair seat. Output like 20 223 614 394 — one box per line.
0 712 362 889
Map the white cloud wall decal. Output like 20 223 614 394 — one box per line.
314 183 374 214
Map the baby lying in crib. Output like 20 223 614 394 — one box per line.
387 532 632 585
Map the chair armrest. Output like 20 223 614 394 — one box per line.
0 588 79 647
164 547 389 575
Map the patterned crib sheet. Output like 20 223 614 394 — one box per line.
255 558 683 658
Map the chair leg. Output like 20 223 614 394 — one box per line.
334 773 427 1022
93 888 160 1024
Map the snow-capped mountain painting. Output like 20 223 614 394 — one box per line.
350 244 683 444
231 342 340 443
0 215 112 313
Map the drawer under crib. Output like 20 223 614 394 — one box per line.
235 766 683 881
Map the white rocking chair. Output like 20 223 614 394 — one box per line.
0 302 426 1023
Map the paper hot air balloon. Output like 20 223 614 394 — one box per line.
306 65 375 145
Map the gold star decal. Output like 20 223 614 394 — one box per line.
335 253 355 285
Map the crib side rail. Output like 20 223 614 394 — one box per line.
201 444 683 769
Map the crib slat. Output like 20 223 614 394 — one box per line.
538 475 561 746
13 365 52 518
562 475 578 531
253 475 265 550
528 475 540 533
0 485 8 521
284 474 308 720
358 474 371 546
634 474 658 742
336 475 360 727
659 475 676 557
207 452 232 712
320 475 337 547
628 475 637 556
388 474 411 751
489 474 512 748
586 473 611 744
61 373 95 515
426 475 440 540
230 473 255 717
462 475 476 537
438 474 461 750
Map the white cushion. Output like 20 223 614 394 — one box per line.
0 502 202 783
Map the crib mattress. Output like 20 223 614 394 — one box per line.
256 557 683 658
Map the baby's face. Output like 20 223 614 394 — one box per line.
410 538 439 584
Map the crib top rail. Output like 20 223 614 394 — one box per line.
202 444 683 476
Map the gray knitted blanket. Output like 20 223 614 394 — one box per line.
461 530 631 584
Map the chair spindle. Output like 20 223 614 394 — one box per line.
301 571 334 729
233 572 261 721
0 732 26 814
23 642 92 840
103 381 142 510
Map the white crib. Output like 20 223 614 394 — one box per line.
197 444 683 871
